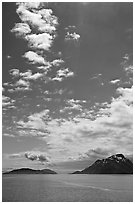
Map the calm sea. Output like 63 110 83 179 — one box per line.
2 174 133 202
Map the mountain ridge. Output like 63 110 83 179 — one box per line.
72 154 133 174
3 168 57 174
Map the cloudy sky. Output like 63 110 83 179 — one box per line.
2 2 133 173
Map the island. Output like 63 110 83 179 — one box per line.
72 154 133 174
3 168 57 174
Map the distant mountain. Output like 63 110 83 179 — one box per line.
72 154 133 174
3 168 57 174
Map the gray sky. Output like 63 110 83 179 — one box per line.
2 2 133 173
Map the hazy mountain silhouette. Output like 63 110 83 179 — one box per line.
3 168 57 174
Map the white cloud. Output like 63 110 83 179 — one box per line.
124 65 133 75
2 87 5 92
91 73 102 80
17 109 50 131
17 2 41 10
51 59 64 67
23 51 46 64
20 70 43 80
11 23 31 37
9 87 31 93
15 85 132 162
6 55 11 59
65 25 76 30
25 151 50 163
2 96 15 107
122 53 129 61
16 3 58 34
9 69 20 77
110 79 120 84
60 99 83 112
26 33 53 51
65 32 80 41
52 68 74 82
16 79 30 87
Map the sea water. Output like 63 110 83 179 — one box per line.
2 174 133 202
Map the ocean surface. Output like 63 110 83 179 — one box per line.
2 174 133 202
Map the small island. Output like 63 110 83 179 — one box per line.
3 168 57 174
72 154 133 174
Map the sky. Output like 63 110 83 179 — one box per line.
2 2 133 173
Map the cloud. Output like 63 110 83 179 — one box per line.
2 95 15 107
11 2 59 76
65 32 80 41
8 153 23 159
122 53 129 61
52 68 74 82
11 23 31 37
17 109 50 131
25 152 49 163
26 33 53 51
65 25 76 30
7 77 31 92
9 69 20 77
12 3 58 53
16 79 30 87
91 73 102 80
6 151 50 165
64 25 80 42
22 85 132 162
51 59 64 67
60 99 83 113
78 147 112 161
6 55 11 59
110 79 120 84
2 87 5 92
8 87 31 93
124 65 133 75
16 2 41 9
16 3 58 33
23 51 46 64
20 70 43 80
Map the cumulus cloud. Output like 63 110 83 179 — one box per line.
16 3 58 33
6 151 50 165
65 32 80 41
20 70 43 80
16 79 30 87
2 95 15 107
9 69 20 77
60 99 83 113
25 152 49 163
51 59 64 67
7 76 31 92
12 2 58 53
17 109 50 131
52 68 74 82
23 51 46 64
19 84 132 162
11 23 31 37
65 25 80 42
124 65 133 75
11 2 59 75
26 33 53 51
